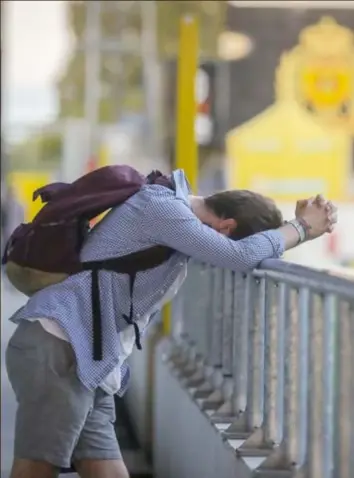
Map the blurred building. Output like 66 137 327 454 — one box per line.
223 2 354 266
224 3 354 130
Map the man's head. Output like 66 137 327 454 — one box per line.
192 190 283 239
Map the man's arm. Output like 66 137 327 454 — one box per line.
141 196 301 272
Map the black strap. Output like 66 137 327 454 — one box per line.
83 245 174 275
91 268 102 360
90 269 140 361
122 273 142 351
82 246 175 361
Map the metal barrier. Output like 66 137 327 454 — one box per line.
163 260 354 478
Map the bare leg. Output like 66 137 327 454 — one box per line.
10 458 59 478
75 459 130 478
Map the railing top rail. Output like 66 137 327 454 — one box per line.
258 259 354 299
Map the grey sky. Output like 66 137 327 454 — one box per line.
3 1 71 127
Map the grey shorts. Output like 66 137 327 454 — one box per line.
5 320 121 469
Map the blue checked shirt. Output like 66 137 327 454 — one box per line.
10 170 285 395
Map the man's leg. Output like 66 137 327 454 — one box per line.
73 389 129 478
6 321 94 476
10 459 59 478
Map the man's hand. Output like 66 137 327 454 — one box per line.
295 194 338 240
295 198 313 218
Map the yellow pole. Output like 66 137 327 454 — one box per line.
162 15 199 336
175 15 199 191
98 143 109 168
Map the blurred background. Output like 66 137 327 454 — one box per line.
1 2 354 477
1 0 354 270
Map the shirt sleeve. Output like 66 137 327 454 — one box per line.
141 195 285 272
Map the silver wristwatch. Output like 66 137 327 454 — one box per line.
287 219 307 243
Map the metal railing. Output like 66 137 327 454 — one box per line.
168 260 354 478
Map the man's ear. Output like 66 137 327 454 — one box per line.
218 218 237 236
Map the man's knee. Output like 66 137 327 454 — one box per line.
10 458 59 478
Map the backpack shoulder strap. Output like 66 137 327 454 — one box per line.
81 245 174 275
82 245 175 361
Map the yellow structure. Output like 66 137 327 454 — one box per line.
8 171 53 222
97 143 109 168
175 15 199 192
295 17 354 133
226 17 354 203
162 15 199 336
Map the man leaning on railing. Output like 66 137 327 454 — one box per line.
5 165 337 478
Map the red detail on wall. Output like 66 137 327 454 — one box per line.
87 156 98 173
197 102 210 114
326 232 338 256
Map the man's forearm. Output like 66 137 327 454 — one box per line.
143 198 304 272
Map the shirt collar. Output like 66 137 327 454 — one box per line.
172 169 191 205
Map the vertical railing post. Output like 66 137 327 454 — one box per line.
280 287 309 467
263 280 285 447
232 273 250 416
333 300 354 478
196 264 213 360
321 293 337 478
306 292 338 478
209 267 224 368
307 294 326 478
179 263 209 375
180 262 198 346
221 269 235 377
245 277 265 431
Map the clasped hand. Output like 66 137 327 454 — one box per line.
294 194 338 240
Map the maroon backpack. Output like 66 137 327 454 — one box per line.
2 165 175 360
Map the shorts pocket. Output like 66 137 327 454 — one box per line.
6 341 45 403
